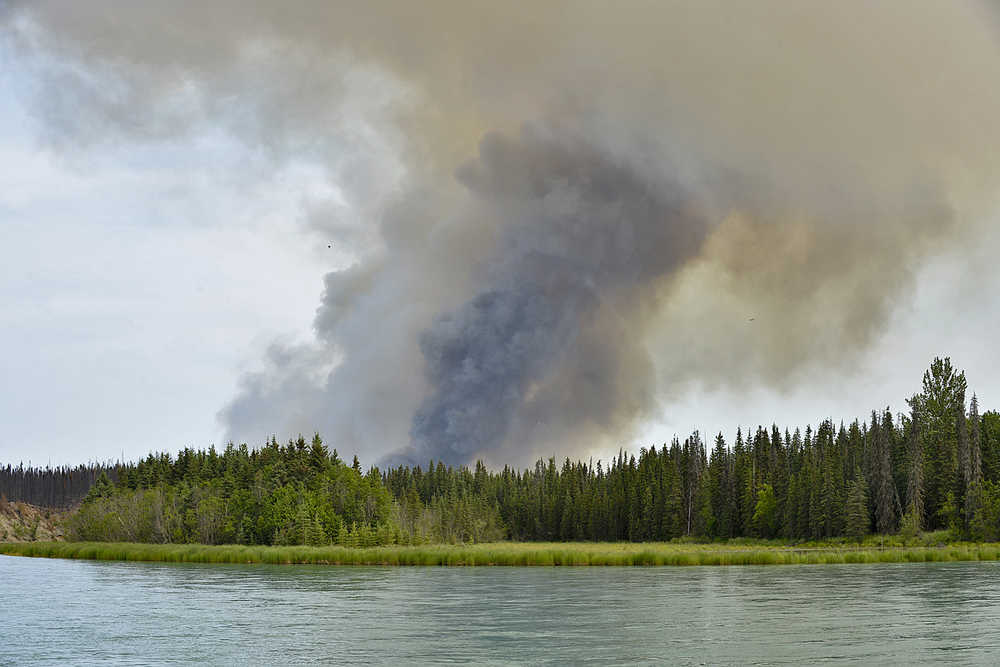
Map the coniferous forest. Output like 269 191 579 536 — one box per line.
4 357 1000 546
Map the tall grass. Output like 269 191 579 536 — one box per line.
3 541 1000 566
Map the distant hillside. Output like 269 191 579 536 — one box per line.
0 498 65 543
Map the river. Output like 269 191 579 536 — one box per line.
2 555 999 665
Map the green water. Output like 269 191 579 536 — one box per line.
2 556 999 665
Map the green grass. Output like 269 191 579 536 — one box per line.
4 540 1000 566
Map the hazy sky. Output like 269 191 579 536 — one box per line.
2 2 1000 467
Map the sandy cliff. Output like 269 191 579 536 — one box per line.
0 498 65 542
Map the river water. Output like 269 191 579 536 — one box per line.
2 555 999 665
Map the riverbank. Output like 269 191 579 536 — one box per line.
4 540 1000 566
0 500 64 543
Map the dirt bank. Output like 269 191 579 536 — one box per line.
0 498 65 542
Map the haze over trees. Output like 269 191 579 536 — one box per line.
3 358 999 546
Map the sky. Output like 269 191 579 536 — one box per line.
2 2 1000 468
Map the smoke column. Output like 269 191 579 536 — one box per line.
402 128 713 464
5 1 1000 464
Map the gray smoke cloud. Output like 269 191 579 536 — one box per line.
5 1 1000 465
402 127 712 464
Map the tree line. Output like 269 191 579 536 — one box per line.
4 357 1000 545
396 357 997 542
0 463 121 509
63 438 505 546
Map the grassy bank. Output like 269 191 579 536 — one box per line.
4 540 1000 566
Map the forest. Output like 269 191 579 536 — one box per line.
0 463 120 509
3 357 1000 546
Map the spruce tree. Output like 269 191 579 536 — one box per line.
872 409 899 534
845 469 869 540
903 404 925 535
708 433 733 538
751 483 778 538
966 395 984 527
970 395 983 484
733 428 751 536
910 357 966 529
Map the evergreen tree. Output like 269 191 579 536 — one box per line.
751 483 778 538
845 468 869 540
982 411 1000 485
708 433 733 538
966 395 984 527
871 409 899 534
903 405 925 535
908 357 966 529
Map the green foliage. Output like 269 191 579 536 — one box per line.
899 509 922 539
908 357 966 530
937 492 961 535
52 356 1000 547
751 484 778 538
84 472 114 503
845 472 869 540
969 481 1000 542
982 412 1000 484
68 436 395 546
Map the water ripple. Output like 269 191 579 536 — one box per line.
2 557 1000 665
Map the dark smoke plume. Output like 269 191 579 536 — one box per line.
401 129 710 464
